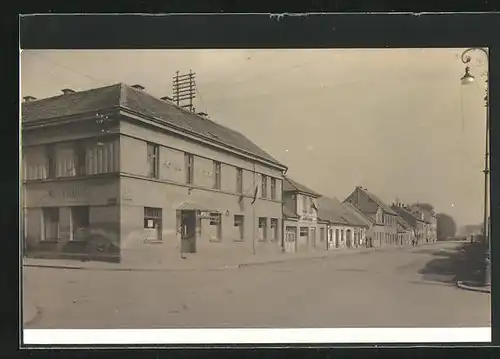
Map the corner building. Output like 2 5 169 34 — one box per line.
22 83 287 264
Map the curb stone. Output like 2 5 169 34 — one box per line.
456 280 491 293
22 244 436 272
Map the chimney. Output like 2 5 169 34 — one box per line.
23 95 37 103
131 84 145 91
61 88 75 95
161 96 173 101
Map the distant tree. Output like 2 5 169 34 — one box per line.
412 203 435 212
436 213 457 240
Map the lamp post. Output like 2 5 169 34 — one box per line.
460 47 490 287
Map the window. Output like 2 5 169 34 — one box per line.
258 217 268 241
210 212 222 240
75 142 86 176
236 168 243 193
261 175 267 198
270 178 276 200
270 218 279 241
185 153 194 184
42 207 59 241
46 145 56 178
302 196 307 214
300 226 309 237
234 215 244 240
144 207 162 242
71 206 90 241
309 198 314 214
213 161 221 189
147 143 159 178
320 228 325 242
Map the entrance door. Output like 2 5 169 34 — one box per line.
285 226 297 253
180 210 197 253
310 227 316 248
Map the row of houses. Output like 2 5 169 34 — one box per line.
280 178 437 254
21 83 437 264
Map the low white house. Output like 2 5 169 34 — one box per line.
317 196 368 249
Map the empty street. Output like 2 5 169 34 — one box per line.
23 241 490 329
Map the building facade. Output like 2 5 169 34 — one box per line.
22 83 287 264
317 196 368 250
391 203 427 245
410 204 438 243
282 177 327 253
343 186 399 247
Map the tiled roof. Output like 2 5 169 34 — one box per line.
283 177 321 197
345 187 398 216
396 216 413 232
341 202 373 227
317 197 349 226
363 190 398 215
22 83 284 167
410 205 434 223
391 205 424 228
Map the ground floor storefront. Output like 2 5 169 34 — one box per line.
282 219 328 253
23 176 284 264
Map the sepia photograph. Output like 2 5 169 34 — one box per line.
20 47 491 343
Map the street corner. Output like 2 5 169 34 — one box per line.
456 280 491 294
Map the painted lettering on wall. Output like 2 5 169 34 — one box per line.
196 169 213 177
122 187 132 202
48 187 88 198
163 160 182 172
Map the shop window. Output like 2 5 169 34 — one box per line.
210 212 222 240
144 207 162 242
234 215 244 241
300 226 309 237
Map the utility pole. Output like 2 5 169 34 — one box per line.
173 70 196 112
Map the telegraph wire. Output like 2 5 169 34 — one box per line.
27 52 112 87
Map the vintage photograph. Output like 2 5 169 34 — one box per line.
21 48 491 337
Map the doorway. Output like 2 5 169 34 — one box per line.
180 210 197 253
285 226 297 253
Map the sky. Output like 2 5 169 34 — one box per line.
20 48 489 227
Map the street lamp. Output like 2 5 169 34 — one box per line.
460 47 490 287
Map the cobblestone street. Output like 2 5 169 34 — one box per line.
23 242 490 329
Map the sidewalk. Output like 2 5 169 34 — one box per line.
454 241 491 294
23 246 377 272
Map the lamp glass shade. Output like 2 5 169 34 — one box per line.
461 68 475 85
